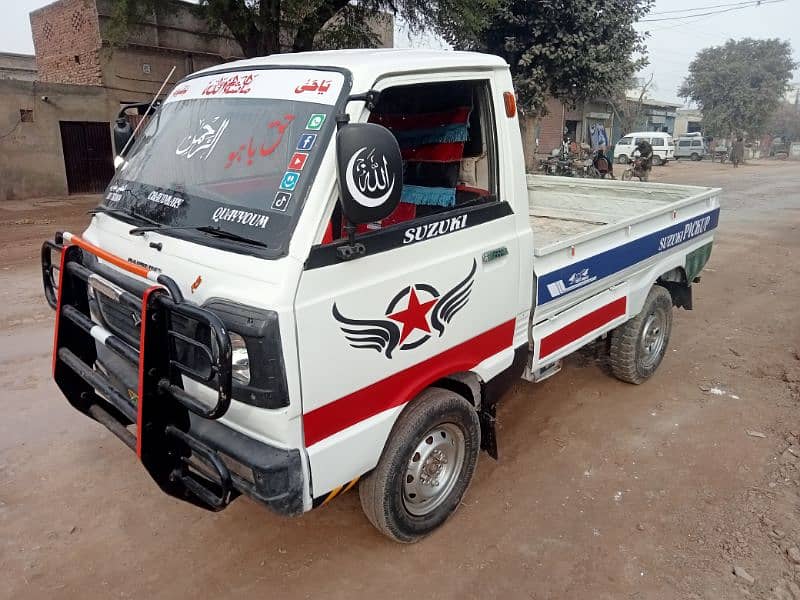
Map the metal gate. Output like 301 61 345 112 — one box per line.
59 121 115 194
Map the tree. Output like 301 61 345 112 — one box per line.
768 102 800 142
107 0 493 57
679 38 796 138
609 73 655 138
447 0 654 116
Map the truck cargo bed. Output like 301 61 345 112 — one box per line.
527 175 718 257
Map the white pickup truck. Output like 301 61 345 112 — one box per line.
42 49 720 542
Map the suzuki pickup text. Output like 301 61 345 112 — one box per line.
41 50 720 542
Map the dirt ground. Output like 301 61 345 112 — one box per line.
1 159 799 600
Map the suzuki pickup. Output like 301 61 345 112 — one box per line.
41 49 720 542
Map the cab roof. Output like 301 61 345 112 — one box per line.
191 49 509 94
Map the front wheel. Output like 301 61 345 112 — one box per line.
609 285 673 384
652 155 663 166
691 152 700 161
359 388 480 543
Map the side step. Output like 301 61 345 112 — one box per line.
523 359 562 383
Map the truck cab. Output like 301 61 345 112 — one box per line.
42 50 719 542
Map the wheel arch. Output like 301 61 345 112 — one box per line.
432 371 483 409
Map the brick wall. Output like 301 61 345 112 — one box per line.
30 0 102 86
536 97 567 155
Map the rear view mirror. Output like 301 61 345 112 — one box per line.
336 123 402 225
113 117 134 161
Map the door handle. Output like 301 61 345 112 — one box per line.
482 247 509 264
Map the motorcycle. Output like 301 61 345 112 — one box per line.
621 156 648 181
582 150 614 179
539 142 577 177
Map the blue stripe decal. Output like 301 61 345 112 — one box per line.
537 208 720 305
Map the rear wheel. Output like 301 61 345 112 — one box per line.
359 388 480 543
652 155 663 166
609 285 673 384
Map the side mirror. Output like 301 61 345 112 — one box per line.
113 117 134 160
336 123 402 225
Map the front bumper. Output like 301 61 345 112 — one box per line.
42 232 304 515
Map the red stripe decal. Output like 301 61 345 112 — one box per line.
303 320 515 447
540 297 627 359
136 286 161 458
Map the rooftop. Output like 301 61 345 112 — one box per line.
624 94 683 108
0 52 37 70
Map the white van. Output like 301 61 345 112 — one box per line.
614 132 674 165
674 135 708 161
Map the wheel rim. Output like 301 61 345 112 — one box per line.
402 423 465 517
653 156 662 166
639 307 668 369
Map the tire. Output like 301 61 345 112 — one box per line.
652 155 663 166
609 285 673 384
691 152 700 161
617 154 628 165
621 169 632 181
359 388 480 543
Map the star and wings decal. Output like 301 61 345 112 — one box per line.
332 259 477 359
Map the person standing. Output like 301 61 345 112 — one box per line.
731 136 745 168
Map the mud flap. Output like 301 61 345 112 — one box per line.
479 404 498 460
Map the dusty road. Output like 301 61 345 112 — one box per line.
1 160 799 599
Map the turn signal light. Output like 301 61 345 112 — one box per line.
503 92 516 118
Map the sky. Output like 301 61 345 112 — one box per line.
4 0 799 106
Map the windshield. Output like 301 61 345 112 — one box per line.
104 68 347 257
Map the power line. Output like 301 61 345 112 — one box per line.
641 0 786 22
649 0 764 16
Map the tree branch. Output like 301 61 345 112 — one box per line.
292 0 351 52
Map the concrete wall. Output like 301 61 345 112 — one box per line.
95 0 244 60
675 109 703 137
100 45 223 98
0 53 38 82
0 79 116 200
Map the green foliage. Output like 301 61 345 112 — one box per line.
679 38 796 137
768 102 800 141
107 0 493 57
449 0 654 116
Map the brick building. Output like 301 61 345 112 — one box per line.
525 94 682 169
527 97 615 161
30 0 244 95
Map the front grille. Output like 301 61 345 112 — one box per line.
95 292 141 346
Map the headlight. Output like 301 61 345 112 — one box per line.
229 332 250 385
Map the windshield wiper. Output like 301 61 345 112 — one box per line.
89 204 160 227
129 223 268 248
